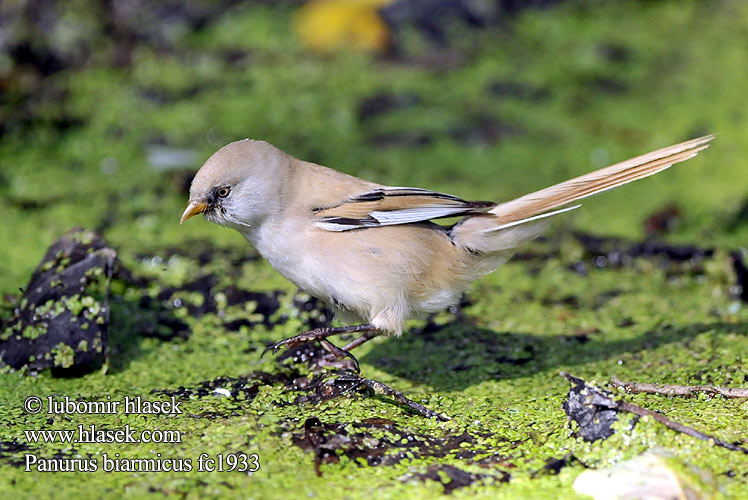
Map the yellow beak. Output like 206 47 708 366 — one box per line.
180 201 208 224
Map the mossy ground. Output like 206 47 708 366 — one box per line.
1 1 748 498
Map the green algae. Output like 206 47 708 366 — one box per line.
50 342 75 369
1 1 748 499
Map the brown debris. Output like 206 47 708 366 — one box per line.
531 454 585 478
561 372 748 454
411 464 507 494
572 232 713 266
289 366 450 421
292 416 497 480
643 204 681 237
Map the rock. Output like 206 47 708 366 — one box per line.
573 453 713 500
0 228 116 373
562 372 619 442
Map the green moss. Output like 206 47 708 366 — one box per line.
2 1 748 498
51 343 75 368
22 324 48 340
65 295 84 316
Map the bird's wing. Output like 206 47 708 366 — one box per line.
313 187 496 231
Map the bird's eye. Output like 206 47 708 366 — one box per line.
216 187 231 198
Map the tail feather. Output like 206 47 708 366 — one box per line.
489 135 714 226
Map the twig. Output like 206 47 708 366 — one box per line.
615 400 747 453
560 372 748 454
356 376 451 421
610 377 748 398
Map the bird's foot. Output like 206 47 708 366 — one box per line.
267 337 361 372
262 327 328 356
315 355 359 373
318 339 360 372
262 324 378 358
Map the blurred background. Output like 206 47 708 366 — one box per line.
1 0 747 291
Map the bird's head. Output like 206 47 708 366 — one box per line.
181 139 288 231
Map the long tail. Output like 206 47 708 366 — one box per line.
488 135 714 228
450 134 714 257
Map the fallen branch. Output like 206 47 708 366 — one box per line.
610 376 748 399
614 399 747 453
355 375 451 421
561 372 748 454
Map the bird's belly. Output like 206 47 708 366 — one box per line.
243 221 466 333
241 224 369 306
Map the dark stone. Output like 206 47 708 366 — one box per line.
573 232 714 265
562 373 619 442
0 229 116 373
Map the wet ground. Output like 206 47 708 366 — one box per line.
1 1 748 499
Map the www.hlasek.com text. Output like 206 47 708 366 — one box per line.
25 424 182 444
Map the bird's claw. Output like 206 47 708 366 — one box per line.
261 332 316 358
320 340 360 373
260 340 285 358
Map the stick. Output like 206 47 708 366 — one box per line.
355 376 451 421
615 400 748 453
610 377 748 398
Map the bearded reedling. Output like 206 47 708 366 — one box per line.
181 135 713 371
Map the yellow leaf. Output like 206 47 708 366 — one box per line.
295 0 393 53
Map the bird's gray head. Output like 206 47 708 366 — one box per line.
181 139 289 230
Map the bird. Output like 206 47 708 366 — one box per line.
181 135 713 371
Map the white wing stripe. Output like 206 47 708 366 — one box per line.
370 206 471 225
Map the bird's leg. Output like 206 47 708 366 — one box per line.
340 330 383 351
262 324 379 357
315 330 386 372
